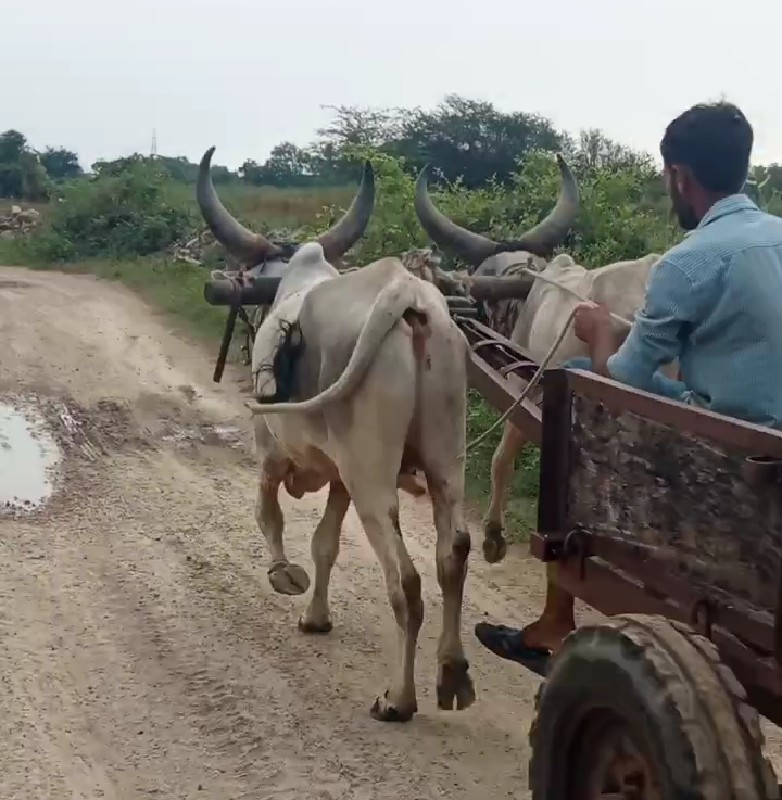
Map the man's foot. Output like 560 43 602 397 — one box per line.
474 620 574 677
474 622 550 676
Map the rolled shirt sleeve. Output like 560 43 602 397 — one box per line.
606 257 694 393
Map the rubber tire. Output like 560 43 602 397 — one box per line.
529 614 779 800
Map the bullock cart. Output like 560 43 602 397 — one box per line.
456 317 782 800
203 270 782 799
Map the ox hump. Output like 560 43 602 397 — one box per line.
290 242 327 267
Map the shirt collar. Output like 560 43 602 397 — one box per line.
697 193 759 229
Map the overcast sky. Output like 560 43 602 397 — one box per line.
4 0 781 171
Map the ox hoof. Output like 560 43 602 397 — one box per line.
298 617 333 634
370 691 417 723
268 561 310 596
437 660 476 711
482 524 508 564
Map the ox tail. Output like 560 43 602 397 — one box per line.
247 276 425 415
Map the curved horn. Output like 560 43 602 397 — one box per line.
414 154 579 264
414 164 498 266
494 154 579 256
197 147 282 265
316 160 375 262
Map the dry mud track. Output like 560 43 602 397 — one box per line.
1 266 781 800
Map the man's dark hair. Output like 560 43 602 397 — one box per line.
660 102 753 194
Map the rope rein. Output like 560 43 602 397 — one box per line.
462 265 633 454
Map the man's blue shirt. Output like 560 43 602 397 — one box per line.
606 195 782 427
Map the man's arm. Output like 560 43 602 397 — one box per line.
587 325 625 378
605 257 695 393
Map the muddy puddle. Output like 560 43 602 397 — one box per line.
0 403 61 513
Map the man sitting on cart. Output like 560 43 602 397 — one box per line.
476 101 782 675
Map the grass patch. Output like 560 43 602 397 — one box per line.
3 184 356 239
201 184 355 233
0 237 30 266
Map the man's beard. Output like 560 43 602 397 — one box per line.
669 186 699 231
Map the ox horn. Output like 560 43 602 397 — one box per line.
414 165 498 266
316 160 375 263
197 147 283 265
415 154 579 266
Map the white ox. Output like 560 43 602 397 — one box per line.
198 150 475 723
415 155 673 562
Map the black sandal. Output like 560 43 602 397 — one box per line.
474 622 551 677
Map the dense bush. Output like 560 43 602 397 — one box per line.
31 161 195 262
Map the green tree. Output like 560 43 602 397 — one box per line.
0 129 52 200
316 104 406 149
308 97 566 189
390 95 565 188
258 142 313 187
0 129 27 163
239 158 264 185
572 129 654 175
307 97 568 188
304 141 356 186
39 146 83 180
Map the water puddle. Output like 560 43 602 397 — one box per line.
0 403 62 513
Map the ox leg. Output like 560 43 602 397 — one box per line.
256 473 310 596
330 331 422 722
427 473 476 712
299 481 351 634
482 421 525 564
336 449 422 720
349 489 422 723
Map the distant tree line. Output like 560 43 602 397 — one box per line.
3 95 782 206
236 97 636 189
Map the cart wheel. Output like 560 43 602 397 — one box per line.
529 614 779 800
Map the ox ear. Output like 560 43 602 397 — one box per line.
197 147 283 265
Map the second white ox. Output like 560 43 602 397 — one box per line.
415 155 671 562
199 150 475 723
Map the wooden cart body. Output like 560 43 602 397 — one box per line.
458 315 782 728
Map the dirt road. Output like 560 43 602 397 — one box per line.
1 266 781 800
